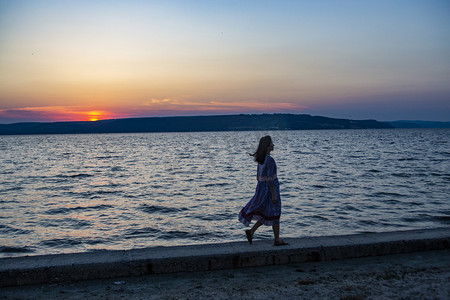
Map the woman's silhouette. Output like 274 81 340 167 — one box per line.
238 136 288 246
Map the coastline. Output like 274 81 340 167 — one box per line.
0 113 392 135
1 228 449 288
2 249 448 299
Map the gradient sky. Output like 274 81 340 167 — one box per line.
1 0 449 123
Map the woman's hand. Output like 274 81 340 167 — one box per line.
272 195 278 204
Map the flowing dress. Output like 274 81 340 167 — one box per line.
238 155 281 226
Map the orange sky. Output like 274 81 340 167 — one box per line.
1 1 449 123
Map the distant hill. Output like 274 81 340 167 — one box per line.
387 120 450 128
0 114 392 135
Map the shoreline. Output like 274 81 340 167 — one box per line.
1 228 449 287
2 249 448 299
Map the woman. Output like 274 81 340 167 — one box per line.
238 136 288 246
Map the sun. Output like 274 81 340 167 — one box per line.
87 111 101 122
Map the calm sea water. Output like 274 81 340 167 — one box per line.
1 129 449 257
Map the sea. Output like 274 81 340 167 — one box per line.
1 129 449 258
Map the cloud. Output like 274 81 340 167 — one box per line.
142 99 173 105
137 98 307 116
0 106 120 124
0 100 308 124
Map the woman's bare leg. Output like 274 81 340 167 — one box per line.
273 223 288 245
245 221 263 244
272 223 280 242
250 221 263 236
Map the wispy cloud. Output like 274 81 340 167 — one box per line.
138 98 307 115
0 106 120 123
0 101 307 124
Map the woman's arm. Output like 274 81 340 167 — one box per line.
266 156 278 204
270 184 277 204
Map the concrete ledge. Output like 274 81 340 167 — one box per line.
1 228 449 287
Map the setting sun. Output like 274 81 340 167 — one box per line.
88 111 101 122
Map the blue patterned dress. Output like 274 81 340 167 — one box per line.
238 155 281 226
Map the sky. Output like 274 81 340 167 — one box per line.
0 0 449 123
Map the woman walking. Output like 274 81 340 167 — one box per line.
238 136 288 246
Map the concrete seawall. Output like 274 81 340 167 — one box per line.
1 228 449 287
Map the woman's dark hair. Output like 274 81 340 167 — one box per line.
251 135 272 164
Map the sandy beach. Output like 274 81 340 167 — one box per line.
1 249 448 299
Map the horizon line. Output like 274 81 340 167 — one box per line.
1 112 449 126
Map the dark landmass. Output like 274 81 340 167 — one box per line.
386 120 450 129
0 114 392 135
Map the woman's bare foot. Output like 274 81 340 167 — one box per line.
274 239 288 246
245 230 253 244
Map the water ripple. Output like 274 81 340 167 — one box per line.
139 204 188 214
44 204 114 215
0 129 449 257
